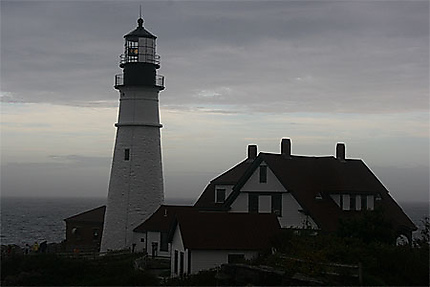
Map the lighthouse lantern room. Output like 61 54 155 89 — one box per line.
101 17 165 252
115 18 164 89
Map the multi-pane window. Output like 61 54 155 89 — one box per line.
216 189 226 203
126 40 138 63
259 165 267 183
271 194 282 216
139 38 156 63
331 193 375 211
249 194 259 213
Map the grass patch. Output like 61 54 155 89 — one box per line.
1 253 159 286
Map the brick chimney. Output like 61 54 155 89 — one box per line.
281 138 291 158
336 143 346 161
247 144 257 160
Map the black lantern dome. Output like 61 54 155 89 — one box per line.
115 17 164 89
124 18 156 39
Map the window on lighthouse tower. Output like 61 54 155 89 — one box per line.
124 149 130 161
126 40 138 63
138 37 155 63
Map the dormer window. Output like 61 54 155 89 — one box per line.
216 189 226 203
330 193 375 211
259 165 267 183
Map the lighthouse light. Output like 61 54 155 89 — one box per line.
125 40 139 63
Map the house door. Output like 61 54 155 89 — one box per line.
179 252 184 276
151 242 158 258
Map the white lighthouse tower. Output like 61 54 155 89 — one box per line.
101 17 165 252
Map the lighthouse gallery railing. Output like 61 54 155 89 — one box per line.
114 74 164 88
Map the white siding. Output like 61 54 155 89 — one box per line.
170 225 185 277
170 224 259 277
230 193 248 212
230 192 317 229
132 232 146 253
241 162 286 192
144 231 169 258
226 162 320 229
279 193 317 229
101 86 164 252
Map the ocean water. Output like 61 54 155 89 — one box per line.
0 197 428 247
0 196 194 247
1 197 106 246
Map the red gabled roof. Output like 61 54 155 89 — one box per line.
174 212 280 250
228 153 416 232
194 159 253 208
64 206 106 223
133 205 194 233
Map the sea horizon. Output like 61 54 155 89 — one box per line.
1 196 428 247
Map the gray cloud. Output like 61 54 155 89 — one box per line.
1 1 428 201
1 1 428 113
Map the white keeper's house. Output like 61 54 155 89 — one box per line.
129 138 416 276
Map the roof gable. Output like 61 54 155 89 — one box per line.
194 159 253 209
223 152 415 232
133 205 194 233
240 160 287 192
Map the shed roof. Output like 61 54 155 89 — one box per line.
64 205 106 223
171 212 281 250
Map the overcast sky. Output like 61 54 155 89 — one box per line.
1 0 429 203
